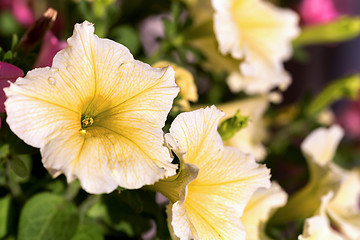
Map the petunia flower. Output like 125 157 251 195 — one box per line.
212 0 300 94
298 0 339 26
298 192 345 240
272 125 345 223
0 0 35 27
241 182 288 240
326 169 360 239
152 106 270 239
4 21 179 194
153 61 198 111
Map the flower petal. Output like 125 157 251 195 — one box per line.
168 106 271 239
327 169 360 239
241 182 288 239
299 192 345 240
301 125 344 167
0 61 24 113
5 21 179 193
212 0 299 63
169 106 224 169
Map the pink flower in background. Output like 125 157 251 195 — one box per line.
299 0 339 25
0 0 35 27
0 62 24 126
34 31 67 68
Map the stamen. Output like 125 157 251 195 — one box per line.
81 115 94 128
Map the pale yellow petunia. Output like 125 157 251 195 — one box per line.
298 192 345 240
4 21 179 194
272 125 345 223
301 124 344 168
154 106 270 239
241 182 288 240
212 0 300 94
327 169 360 240
301 126 360 239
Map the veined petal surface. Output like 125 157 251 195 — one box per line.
167 106 271 240
5 21 179 193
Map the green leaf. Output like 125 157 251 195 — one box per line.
110 26 140 55
70 223 103 240
8 155 28 178
307 74 360 116
3 51 12 62
0 12 22 36
18 193 79 240
218 110 249 141
163 18 176 39
11 34 18 51
0 195 11 238
87 192 152 237
0 144 10 158
293 16 360 46
10 155 32 183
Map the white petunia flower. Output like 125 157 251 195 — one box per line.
299 192 345 240
212 0 300 94
5 21 179 194
153 106 270 239
241 182 288 239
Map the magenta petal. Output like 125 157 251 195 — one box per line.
299 0 340 25
34 31 67 68
12 1 35 27
0 62 24 113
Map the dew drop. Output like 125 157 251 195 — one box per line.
66 65 72 71
47 77 56 85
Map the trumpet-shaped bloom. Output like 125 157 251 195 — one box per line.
301 126 360 238
155 106 270 239
241 182 288 239
272 125 345 223
212 0 300 94
327 169 360 239
4 21 179 194
299 192 344 240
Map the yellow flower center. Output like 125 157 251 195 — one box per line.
81 115 94 128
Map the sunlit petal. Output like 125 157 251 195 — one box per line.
5 21 179 193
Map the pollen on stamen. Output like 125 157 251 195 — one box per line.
81 115 94 128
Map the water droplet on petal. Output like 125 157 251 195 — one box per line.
66 65 72 71
47 77 56 85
